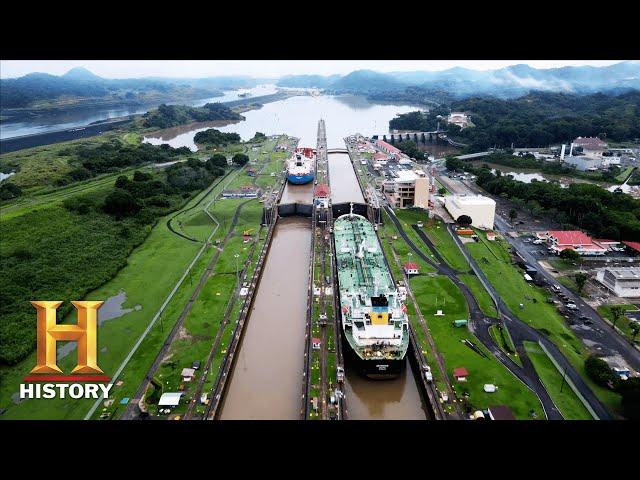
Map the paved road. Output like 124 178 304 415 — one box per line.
494 214 640 373
445 222 611 419
384 205 563 419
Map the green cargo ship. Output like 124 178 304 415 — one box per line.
333 210 410 378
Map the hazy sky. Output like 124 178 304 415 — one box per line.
0 60 625 79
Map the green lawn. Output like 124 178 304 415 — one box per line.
597 304 640 345
410 275 543 419
524 341 594 420
466 230 622 415
0 136 289 420
459 273 498 317
423 219 471 272
488 324 522 367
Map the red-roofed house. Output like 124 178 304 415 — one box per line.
315 184 330 198
453 367 469 382
375 139 401 156
573 136 608 151
404 262 419 276
623 241 640 255
373 152 389 162
538 230 607 256
312 338 322 350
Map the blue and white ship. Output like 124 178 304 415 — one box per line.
286 147 315 185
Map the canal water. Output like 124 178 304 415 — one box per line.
343 361 426 420
143 94 419 150
327 152 365 204
219 217 311 419
280 182 314 204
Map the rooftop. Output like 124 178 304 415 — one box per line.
158 392 183 407
453 367 469 378
547 230 594 246
375 139 401 154
488 405 516 421
603 267 640 279
395 170 419 183
573 136 608 149
450 194 496 206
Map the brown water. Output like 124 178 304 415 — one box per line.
280 182 314 204
328 153 365 204
219 218 311 419
343 361 426 420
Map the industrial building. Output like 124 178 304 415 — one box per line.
596 267 640 298
382 169 430 209
444 194 496 230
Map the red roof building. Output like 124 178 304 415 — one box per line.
541 230 607 256
373 152 388 162
623 241 640 254
375 139 401 155
315 184 330 198
404 262 419 275
453 367 469 379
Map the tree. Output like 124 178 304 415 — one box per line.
618 377 640 419
610 305 626 330
0 182 22 200
103 190 141 217
574 272 588 295
559 248 580 261
584 355 617 388
630 321 640 343
232 153 249 167
457 215 472 226
508 209 517 222
438 187 447 196
206 153 228 170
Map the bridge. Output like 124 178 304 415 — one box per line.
433 150 493 163
371 130 446 144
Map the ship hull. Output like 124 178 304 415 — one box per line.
287 173 315 185
341 329 406 379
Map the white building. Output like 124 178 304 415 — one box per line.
445 195 496 229
596 267 640 298
447 112 470 129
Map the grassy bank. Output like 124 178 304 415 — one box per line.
524 341 594 420
409 275 543 419
466 230 622 415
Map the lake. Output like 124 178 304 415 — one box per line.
0 84 279 140
143 94 420 151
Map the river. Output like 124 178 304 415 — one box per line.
0 84 279 140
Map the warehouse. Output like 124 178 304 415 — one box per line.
596 267 640 298
444 194 496 230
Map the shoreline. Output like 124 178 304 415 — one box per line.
0 91 301 154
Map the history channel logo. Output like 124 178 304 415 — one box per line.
20 301 113 400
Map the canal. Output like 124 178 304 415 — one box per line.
219 217 311 419
327 152 426 420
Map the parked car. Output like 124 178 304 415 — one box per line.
566 303 578 310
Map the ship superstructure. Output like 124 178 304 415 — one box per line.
333 210 409 377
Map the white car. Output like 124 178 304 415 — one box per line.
533 239 544 245
566 303 578 310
